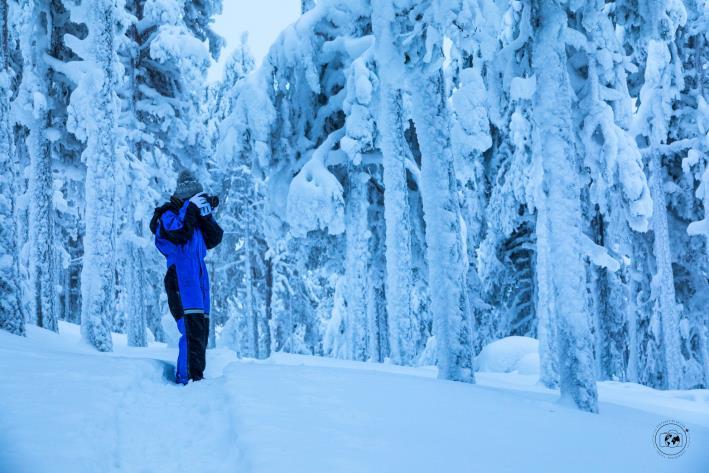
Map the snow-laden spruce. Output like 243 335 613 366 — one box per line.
62 0 125 351
15 0 58 333
0 0 24 335
631 0 688 390
374 82 415 364
373 0 477 383
530 0 598 412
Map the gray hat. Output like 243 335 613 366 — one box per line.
173 170 203 200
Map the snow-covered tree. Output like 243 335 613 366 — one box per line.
37 0 86 330
567 1 654 383
684 52 708 250
13 0 61 332
445 1 523 356
372 7 415 366
374 0 475 382
238 0 376 359
530 0 598 412
379 92 417 363
666 1 709 389
208 33 254 126
128 0 217 171
0 0 24 335
60 0 126 351
213 74 273 359
629 0 690 390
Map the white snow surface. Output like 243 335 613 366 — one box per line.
1 323 709 473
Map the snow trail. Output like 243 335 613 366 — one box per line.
109 371 242 472
0 323 244 473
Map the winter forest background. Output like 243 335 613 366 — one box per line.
0 0 707 414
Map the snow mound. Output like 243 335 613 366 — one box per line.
476 336 539 374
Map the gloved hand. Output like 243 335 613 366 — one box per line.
189 192 206 207
189 192 211 216
200 203 212 217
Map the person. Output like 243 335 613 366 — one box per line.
150 170 223 384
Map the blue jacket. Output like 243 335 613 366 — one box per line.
150 200 223 316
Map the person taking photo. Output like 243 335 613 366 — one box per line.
150 170 223 384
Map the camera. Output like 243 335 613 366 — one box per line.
203 194 219 209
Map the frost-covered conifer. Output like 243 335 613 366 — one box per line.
372 4 415 366
0 0 24 335
570 1 653 383
14 0 58 332
531 0 598 412
40 0 87 328
666 2 709 389
630 0 688 390
61 0 125 351
208 33 255 126
375 0 475 382
213 70 273 359
209 35 263 356
236 0 376 359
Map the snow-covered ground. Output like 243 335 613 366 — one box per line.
1 323 708 473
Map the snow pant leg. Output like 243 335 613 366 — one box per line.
186 314 208 381
175 318 189 385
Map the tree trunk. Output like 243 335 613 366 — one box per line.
126 239 147 347
378 87 415 365
20 1 58 332
80 1 118 352
410 69 475 383
344 171 370 361
532 0 598 412
648 151 683 389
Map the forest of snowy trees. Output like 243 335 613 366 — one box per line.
0 0 707 413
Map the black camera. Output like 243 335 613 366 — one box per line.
203 194 219 209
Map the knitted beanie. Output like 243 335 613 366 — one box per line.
173 170 203 200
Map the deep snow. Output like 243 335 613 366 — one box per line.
1 323 708 473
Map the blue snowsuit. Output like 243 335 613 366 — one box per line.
150 199 223 384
